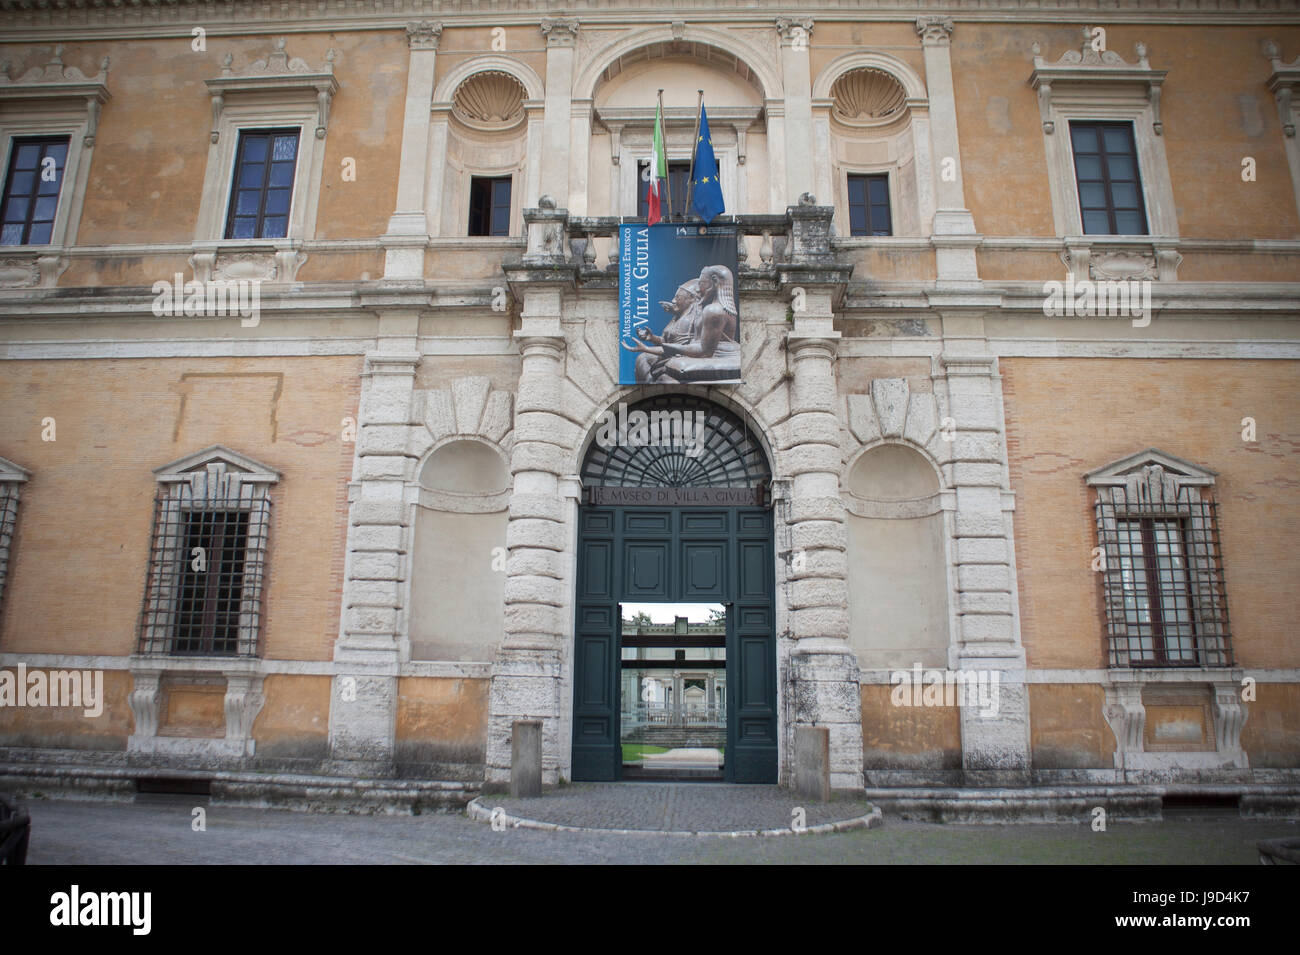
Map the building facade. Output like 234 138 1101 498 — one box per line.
0 1 1298 812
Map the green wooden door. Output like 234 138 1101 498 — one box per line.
571 506 776 783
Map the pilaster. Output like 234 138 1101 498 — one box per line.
382 21 441 278
327 307 422 772
915 17 981 285
936 310 1031 782
539 17 579 206
776 17 815 205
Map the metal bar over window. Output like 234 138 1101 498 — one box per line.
137 482 270 657
1095 483 1231 668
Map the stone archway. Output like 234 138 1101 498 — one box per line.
570 394 778 783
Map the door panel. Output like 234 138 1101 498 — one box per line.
573 505 776 783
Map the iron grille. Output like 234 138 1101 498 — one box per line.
0 482 18 614
580 394 771 489
138 484 270 657
1095 484 1232 668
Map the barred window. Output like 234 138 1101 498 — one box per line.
138 448 278 657
0 456 31 620
1088 455 1232 668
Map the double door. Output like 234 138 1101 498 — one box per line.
571 506 776 783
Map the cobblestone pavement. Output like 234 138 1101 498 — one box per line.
17 795 1298 864
476 782 877 832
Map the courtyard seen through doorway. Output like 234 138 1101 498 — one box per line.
620 602 726 780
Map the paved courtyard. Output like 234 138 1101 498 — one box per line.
14 793 1296 864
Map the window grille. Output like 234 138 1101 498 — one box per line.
1094 474 1231 668
138 458 274 657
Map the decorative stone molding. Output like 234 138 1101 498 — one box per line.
127 663 267 760
189 246 307 284
206 38 337 143
1212 682 1248 755
519 196 572 266
1060 240 1181 282
830 68 908 125
418 376 516 460
1103 682 1146 766
914 16 954 46
137 447 280 659
0 455 29 616
1030 31 1166 136
670 20 686 41
1264 40 1299 137
843 379 948 469
453 70 527 130
0 257 39 288
406 20 443 51
540 17 579 46
127 669 163 744
223 673 266 751
0 45 110 146
775 16 814 45
1029 33 1177 237
1263 41 1300 224
1103 675 1249 775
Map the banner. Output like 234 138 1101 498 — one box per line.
618 223 742 386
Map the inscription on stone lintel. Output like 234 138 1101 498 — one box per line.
589 486 764 507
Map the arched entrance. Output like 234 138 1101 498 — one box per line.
571 394 777 783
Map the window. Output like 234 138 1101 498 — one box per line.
468 175 512 236
0 456 30 621
173 510 252 654
637 161 691 219
846 173 892 236
1070 122 1148 235
139 447 278 658
1112 518 1196 665
224 129 299 240
1088 453 1232 669
1 136 69 245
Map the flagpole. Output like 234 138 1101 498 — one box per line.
658 89 672 223
685 89 703 221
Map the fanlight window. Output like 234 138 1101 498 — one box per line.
581 395 770 489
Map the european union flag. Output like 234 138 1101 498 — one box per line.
690 106 725 223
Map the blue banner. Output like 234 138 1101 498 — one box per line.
618 223 741 386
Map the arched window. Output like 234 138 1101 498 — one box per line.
580 395 770 491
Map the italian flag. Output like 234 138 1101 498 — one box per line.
646 100 668 225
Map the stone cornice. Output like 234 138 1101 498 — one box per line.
1 1 1297 37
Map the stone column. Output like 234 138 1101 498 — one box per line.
328 305 422 773
780 201 863 790
938 310 1031 783
776 17 815 204
538 18 579 206
381 21 441 279
915 17 980 285
486 205 578 787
